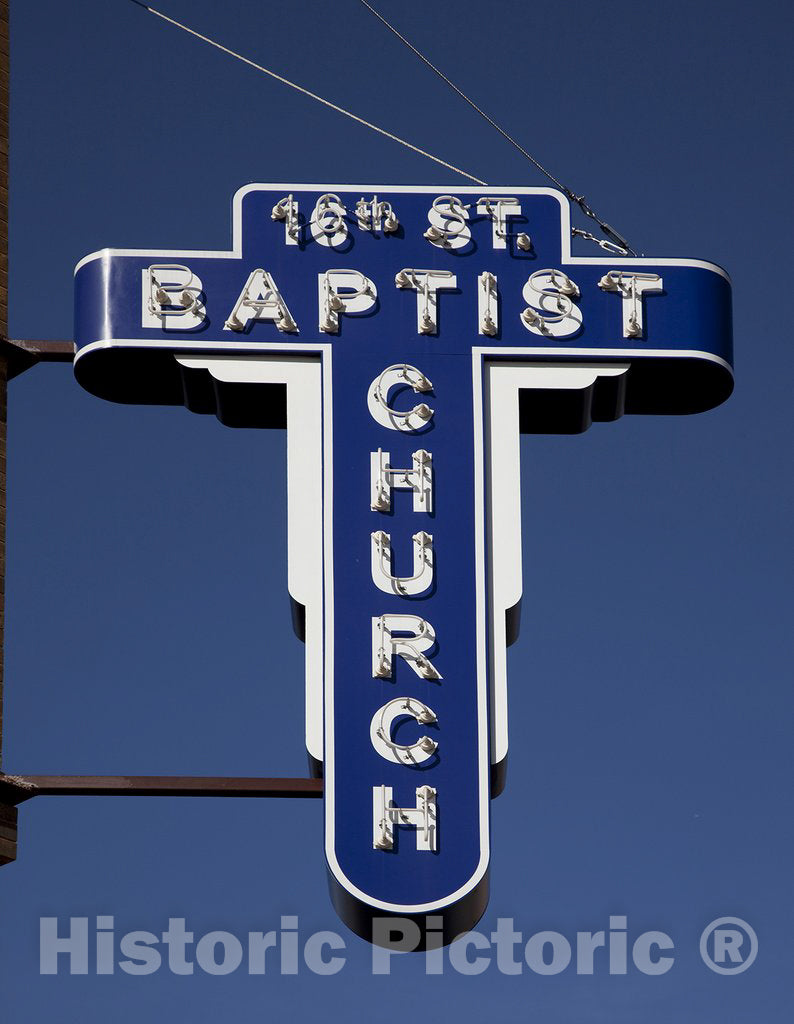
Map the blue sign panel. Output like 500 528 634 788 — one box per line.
73 184 733 946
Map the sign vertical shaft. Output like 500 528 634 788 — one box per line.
326 348 489 940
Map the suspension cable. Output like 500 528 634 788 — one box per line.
357 0 638 256
127 0 486 186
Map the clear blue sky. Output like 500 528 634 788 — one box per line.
1 0 792 1020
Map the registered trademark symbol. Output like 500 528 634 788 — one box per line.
700 917 758 975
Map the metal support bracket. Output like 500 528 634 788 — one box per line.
1 339 74 379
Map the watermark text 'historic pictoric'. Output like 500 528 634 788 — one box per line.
39 914 758 977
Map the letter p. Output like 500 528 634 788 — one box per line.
371 917 422 972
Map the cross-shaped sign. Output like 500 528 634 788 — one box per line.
74 184 733 948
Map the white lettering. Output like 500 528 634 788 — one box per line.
271 194 300 245
370 448 432 513
478 271 499 336
225 269 297 333
371 530 433 596
318 269 376 333
372 784 437 852
598 270 663 338
370 697 438 765
395 268 456 335
424 194 470 250
372 613 442 680
367 363 434 433
476 197 522 250
142 264 205 329
309 193 347 248
521 268 583 338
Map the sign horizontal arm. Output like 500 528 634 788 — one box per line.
0 773 323 805
1 339 75 379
